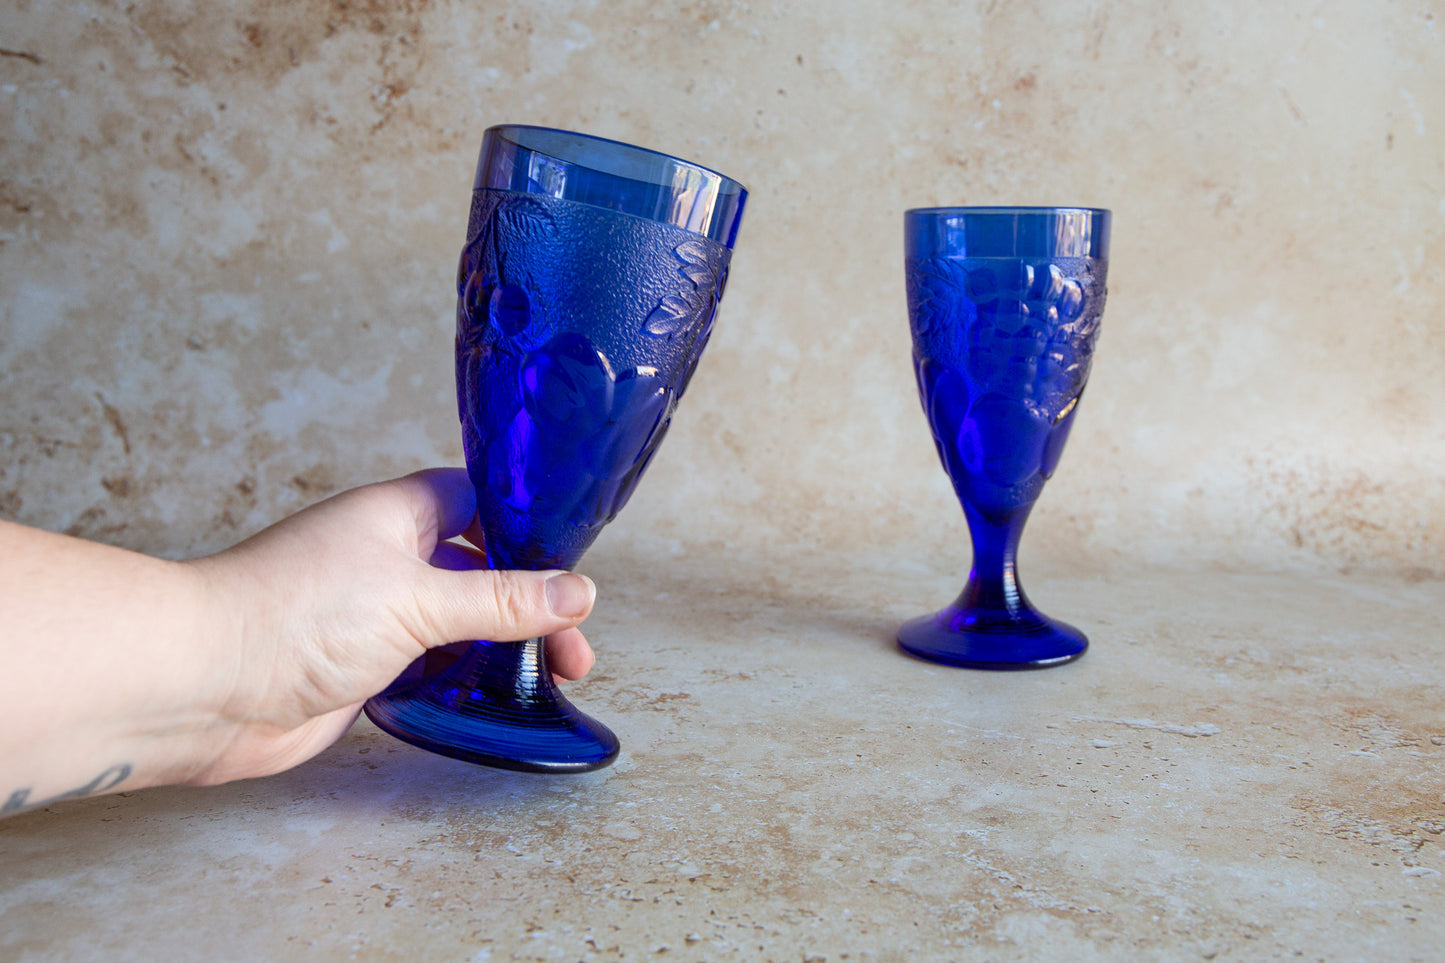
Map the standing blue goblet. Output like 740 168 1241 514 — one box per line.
364 125 746 771
898 207 1110 669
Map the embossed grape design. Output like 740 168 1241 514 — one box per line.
454 190 729 568
908 256 1106 511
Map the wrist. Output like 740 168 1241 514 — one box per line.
104 556 246 789
164 551 272 783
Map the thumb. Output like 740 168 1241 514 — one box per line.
406 567 596 648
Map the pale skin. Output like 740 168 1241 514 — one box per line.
0 468 596 817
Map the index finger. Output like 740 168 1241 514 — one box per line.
393 468 479 543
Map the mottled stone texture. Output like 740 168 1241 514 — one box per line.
1 1 1442 960
3 556 1444 959
1 0 1441 572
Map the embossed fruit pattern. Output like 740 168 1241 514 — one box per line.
907 256 1107 513
455 190 731 570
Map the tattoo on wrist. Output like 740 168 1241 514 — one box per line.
2 763 133 816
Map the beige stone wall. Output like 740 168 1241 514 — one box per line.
2 0 1441 574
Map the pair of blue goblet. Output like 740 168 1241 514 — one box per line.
363 124 1110 773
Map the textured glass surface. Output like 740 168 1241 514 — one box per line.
364 126 745 772
898 207 1110 670
455 189 732 572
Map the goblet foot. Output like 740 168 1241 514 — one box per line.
363 638 619 774
897 604 1087 670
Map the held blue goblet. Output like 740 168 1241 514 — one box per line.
364 126 747 771
898 207 1110 669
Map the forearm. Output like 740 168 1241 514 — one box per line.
0 520 231 814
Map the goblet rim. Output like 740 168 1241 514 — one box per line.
486 124 748 194
477 123 748 247
905 205 1111 217
905 206 1110 259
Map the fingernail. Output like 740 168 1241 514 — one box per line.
545 572 595 619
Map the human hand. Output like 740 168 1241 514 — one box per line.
181 468 596 785
0 469 596 814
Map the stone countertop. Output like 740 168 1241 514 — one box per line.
2 551 1442 961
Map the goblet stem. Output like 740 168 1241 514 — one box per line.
898 497 1086 669
954 502 1041 628
363 637 620 773
445 637 556 706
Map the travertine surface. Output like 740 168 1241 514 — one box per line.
1 0 1442 572
2 552 1443 961
1 0 1443 960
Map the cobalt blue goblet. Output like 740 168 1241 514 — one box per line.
898 207 1110 669
364 126 746 771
